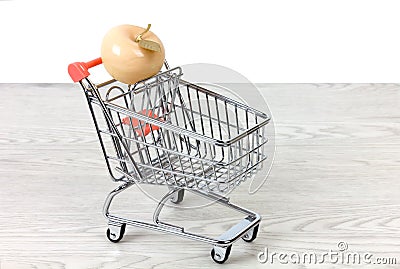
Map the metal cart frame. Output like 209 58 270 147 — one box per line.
68 58 270 263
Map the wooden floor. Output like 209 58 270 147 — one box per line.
0 83 399 268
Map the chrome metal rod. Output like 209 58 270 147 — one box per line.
103 181 135 218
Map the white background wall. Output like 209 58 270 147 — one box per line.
0 0 399 83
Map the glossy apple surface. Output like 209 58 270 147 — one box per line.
101 24 165 84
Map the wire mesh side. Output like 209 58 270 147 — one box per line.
82 67 269 193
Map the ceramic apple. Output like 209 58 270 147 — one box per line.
101 24 165 84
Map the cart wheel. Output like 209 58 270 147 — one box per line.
242 224 259 243
106 223 126 243
170 189 184 204
211 245 232 264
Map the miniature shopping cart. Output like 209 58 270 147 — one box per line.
68 58 270 263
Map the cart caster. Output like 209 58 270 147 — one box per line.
242 224 259 243
211 245 232 264
106 223 126 243
170 189 184 204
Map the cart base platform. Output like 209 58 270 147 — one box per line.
103 178 261 264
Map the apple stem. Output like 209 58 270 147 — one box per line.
135 24 152 42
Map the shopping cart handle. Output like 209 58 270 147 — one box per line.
68 57 102 82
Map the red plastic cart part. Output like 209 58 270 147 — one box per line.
68 57 102 82
122 109 161 137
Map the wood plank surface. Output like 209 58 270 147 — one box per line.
0 83 399 268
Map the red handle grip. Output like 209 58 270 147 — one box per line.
85 57 103 69
68 57 102 82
